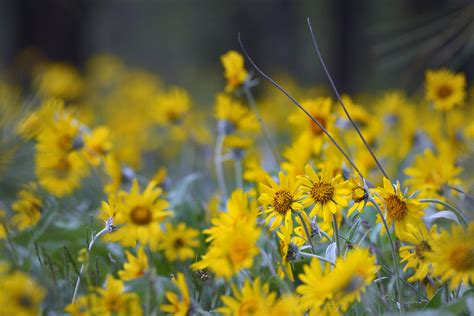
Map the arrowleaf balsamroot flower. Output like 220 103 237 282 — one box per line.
220 50 248 92
218 278 277 316
159 222 199 262
118 247 148 281
399 224 439 282
0 270 45 316
299 164 350 222
428 222 474 290
161 273 191 316
214 93 259 134
259 171 304 231
425 69 466 111
105 179 173 250
192 190 260 279
11 183 43 231
372 177 425 237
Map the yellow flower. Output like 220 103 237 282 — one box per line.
289 97 336 154
0 271 45 316
106 179 173 250
277 219 304 281
428 223 474 290
300 164 350 222
159 222 199 262
103 154 133 194
281 133 313 176
425 69 466 111
16 98 64 140
152 166 168 187
153 87 191 125
218 278 277 315
64 294 103 316
221 50 248 92
84 126 112 166
347 178 369 218
270 294 305 316
118 247 148 281
11 183 43 231
372 177 425 237
34 62 84 99
399 224 439 282
330 248 379 311
297 257 331 312
97 275 143 315
161 273 191 316
192 190 260 279
214 93 259 134
35 150 89 197
259 171 304 231
0 209 6 240
404 148 462 200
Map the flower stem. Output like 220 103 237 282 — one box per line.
368 194 404 315
296 212 316 254
214 132 227 198
299 251 335 266
419 198 468 228
234 157 243 189
71 226 109 302
242 84 279 168
332 214 341 257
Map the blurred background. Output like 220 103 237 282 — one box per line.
0 0 473 97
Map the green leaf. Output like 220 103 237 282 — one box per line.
424 287 444 309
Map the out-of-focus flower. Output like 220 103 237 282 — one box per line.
159 222 199 262
425 69 465 111
0 270 45 316
220 50 248 92
118 247 148 281
11 183 43 231
161 273 191 316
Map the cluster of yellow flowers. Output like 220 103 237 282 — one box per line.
0 48 472 316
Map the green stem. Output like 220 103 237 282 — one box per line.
419 199 468 228
242 84 279 168
368 194 404 315
332 214 341 257
234 157 243 189
296 212 316 254
214 133 227 198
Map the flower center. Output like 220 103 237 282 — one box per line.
309 115 327 136
130 206 152 225
238 299 259 316
54 157 71 178
436 85 453 99
449 245 474 271
18 294 33 308
352 186 367 202
415 240 432 260
272 189 293 215
174 238 185 249
341 275 365 294
229 240 250 266
385 195 408 220
311 182 335 204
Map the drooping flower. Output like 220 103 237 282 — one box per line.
214 93 259 134
425 69 466 111
218 278 277 315
372 177 425 237
259 171 304 231
118 247 148 281
153 87 191 125
159 222 199 262
428 223 474 290
299 164 350 222
83 126 112 166
220 50 248 92
399 224 439 282
161 273 191 316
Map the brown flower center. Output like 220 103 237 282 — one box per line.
449 246 474 271
130 206 152 225
415 241 432 260
436 85 453 99
352 186 367 202
311 182 335 204
272 189 293 214
309 115 327 136
54 157 71 178
385 195 408 220
173 238 185 249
